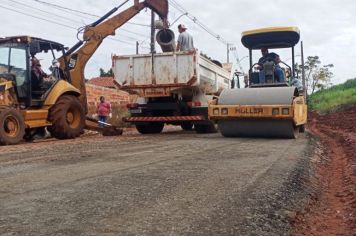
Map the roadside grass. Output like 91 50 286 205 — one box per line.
308 78 356 113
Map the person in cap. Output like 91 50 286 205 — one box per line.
31 57 48 90
177 24 194 51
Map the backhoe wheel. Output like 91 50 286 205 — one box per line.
136 122 164 134
48 95 85 139
181 122 193 131
0 108 25 145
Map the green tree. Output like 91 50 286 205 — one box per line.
295 56 333 94
99 68 113 77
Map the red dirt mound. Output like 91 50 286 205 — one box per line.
293 105 355 235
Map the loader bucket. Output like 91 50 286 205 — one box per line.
85 117 123 136
145 0 168 20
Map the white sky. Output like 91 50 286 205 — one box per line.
0 0 355 84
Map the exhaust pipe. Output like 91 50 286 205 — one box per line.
156 29 176 52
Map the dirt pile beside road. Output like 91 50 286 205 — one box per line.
311 105 356 133
293 105 355 235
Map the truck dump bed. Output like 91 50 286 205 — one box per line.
112 50 231 97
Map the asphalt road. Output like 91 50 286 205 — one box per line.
0 128 312 236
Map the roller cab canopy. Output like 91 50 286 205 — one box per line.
241 27 300 49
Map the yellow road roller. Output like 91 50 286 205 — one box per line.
209 27 307 138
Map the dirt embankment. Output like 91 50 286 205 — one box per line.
293 105 355 235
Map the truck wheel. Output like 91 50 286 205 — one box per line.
136 123 164 134
195 123 217 134
181 122 193 131
48 95 85 139
0 108 25 145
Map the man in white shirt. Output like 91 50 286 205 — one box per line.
176 24 194 51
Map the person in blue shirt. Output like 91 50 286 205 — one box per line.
256 48 285 83
177 24 194 51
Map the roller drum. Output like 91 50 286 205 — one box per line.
218 120 298 139
218 87 298 106
217 87 299 138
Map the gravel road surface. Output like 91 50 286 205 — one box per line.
0 128 312 236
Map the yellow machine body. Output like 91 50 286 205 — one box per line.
208 25 307 139
208 87 307 139
0 0 169 145
209 94 307 126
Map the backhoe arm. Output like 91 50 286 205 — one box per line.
58 0 168 112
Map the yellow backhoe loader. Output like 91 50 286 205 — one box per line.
0 0 168 145
209 27 307 138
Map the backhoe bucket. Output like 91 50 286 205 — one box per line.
85 117 123 136
144 0 168 20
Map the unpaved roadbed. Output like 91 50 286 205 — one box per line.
0 129 312 235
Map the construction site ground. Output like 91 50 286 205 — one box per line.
0 107 354 235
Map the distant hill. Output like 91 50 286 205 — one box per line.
308 78 356 113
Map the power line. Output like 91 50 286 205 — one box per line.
33 0 103 17
32 0 152 38
119 28 148 38
0 4 139 46
7 0 150 40
31 0 151 27
168 0 245 68
14 0 154 45
1 0 154 46
7 0 85 25
13 0 149 39
168 0 229 45
0 5 78 29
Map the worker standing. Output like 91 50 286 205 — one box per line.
97 96 112 127
176 24 194 51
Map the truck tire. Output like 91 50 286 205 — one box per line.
195 123 217 134
136 123 164 134
181 122 193 131
0 108 25 145
48 95 85 139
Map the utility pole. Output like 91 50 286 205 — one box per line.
301 41 307 100
150 10 156 54
227 44 237 64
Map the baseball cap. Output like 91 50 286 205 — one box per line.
178 24 187 29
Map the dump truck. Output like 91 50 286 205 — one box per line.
113 30 231 134
0 0 169 145
208 27 307 138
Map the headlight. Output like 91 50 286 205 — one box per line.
282 108 290 115
272 108 279 115
213 108 219 115
222 108 228 115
